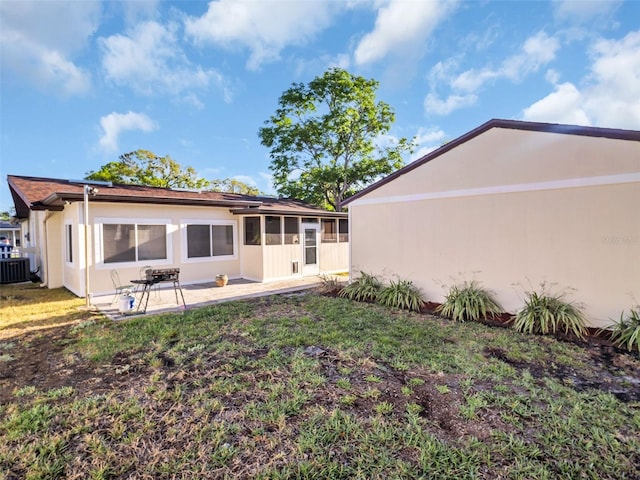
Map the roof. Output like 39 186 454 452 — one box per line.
343 118 640 206
0 221 20 230
7 175 346 219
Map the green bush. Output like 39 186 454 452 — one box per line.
512 289 587 340
377 280 424 312
609 308 640 354
339 272 383 302
437 281 503 322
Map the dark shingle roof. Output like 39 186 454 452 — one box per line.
7 175 346 218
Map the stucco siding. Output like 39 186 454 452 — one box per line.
350 180 640 328
87 202 242 295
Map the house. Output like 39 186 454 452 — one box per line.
343 119 640 329
7 175 348 297
0 220 20 247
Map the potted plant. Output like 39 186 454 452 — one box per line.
216 274 228 287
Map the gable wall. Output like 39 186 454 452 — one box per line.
360 128 639 201
349 129 640 328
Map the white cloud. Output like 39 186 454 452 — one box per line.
553 0 622 23
522 83 590 125
354 0 457 65
258 172 276 195
523 31 640 129
453 32 560 92
411 127 447 159
184 0 337 70
424 93 477 115
0 0 98 95
100 20 225 99
98 112 158 152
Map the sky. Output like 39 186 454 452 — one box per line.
1 0 639 214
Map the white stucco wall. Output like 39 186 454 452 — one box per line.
348 127 640 328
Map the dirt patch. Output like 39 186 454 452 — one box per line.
483 345 640 402
0 325 148 404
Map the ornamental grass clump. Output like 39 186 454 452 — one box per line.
608 308 640 354
377 280 424 312
339 272 383 302
513 289 587 340
437 281 503 322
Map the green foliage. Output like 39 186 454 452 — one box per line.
513 289 587 340
259 68 414 211
377 280 424 312
338 272 383 302
437 281 503 322
85 149 210 189
209 178 263 195
608 308 640 354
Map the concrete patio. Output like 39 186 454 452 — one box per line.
92 275 343 320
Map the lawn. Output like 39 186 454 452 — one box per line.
0 283 639 479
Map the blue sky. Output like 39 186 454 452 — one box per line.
1 0 639 214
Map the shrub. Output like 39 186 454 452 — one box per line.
377 280 424 312
319 274 342 293
608 308 640 354
338 272 383 302
437 281 503 322
512 289 587 340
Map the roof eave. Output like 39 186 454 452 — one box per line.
230 207 347 217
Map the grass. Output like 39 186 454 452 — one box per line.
0 283 98 338
0 284 639 478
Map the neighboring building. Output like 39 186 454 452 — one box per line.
343 119 640 329
0 220 20 247
7 175 348 297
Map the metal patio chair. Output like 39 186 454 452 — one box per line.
110 269 135 305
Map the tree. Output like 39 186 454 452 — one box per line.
86 149 210 189
208 178 263 196
259 68 413 211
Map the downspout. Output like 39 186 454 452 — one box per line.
40 210 55 288
84 185 92 308
348 208 352 283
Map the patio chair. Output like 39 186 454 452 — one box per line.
110 269 135 305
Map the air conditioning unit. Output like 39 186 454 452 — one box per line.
0 258 30 284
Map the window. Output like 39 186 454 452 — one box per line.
321 219 337 243
284 217 299 244
265 216 281 245
212 225 234 256
138 225 167 261
103 223 167 264
187 225 210 258
187 224 234 258
339 218 349 243
65 224 73 263
244 217 261 245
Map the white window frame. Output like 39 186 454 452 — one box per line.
181 219 238 263
94 217 173 269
